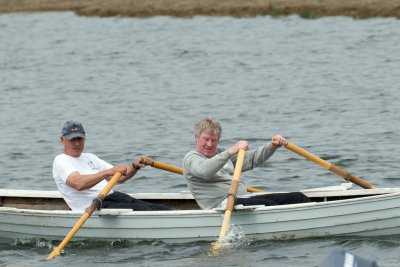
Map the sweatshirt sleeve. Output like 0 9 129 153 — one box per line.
233 143 277 171
183 150 231 180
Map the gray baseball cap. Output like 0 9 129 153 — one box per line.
62 120 86 140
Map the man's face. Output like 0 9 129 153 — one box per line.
62 136 85 157
195 131 219 158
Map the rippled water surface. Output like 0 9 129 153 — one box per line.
1 12 400 266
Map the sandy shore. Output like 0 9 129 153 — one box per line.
0 0 399 19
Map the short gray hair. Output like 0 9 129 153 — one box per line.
194 117 222 140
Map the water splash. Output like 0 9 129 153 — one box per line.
209 224 250 256
110 239 130 247
12 238 54 249
220 224 250 248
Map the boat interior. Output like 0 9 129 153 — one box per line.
1 183 399 211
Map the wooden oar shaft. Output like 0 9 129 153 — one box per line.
151 160 263 193
216 210 232 244
210 149 246 254
217 180 238 240
286 143 331 169
152 161 183 175
286 142 375 189
217 149 245 240
245 186 263 193
329 164 375 189
46 172 122 260
46 212 90 259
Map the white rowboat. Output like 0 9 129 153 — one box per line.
1 184 400 243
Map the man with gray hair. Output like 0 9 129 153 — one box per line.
183 117 310 210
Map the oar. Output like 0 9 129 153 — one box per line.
285 142 375 189
211 148 246 254
46 172 122 260
152 161 183 175
151 160 263 193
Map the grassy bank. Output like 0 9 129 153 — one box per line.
0 0 399 19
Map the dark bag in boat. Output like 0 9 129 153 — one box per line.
319 247 379 267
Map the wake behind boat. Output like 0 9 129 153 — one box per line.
1 183 400 243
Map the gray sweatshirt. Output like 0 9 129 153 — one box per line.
182 143 277 209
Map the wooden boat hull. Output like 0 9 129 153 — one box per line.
1 187 400 243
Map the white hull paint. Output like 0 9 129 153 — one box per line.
1 185 400 243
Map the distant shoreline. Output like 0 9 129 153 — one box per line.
1 0 399 19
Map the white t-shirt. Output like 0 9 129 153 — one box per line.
53 153 113 211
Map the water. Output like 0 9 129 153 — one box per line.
1 12 400 266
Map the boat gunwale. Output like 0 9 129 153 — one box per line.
1 186 400 199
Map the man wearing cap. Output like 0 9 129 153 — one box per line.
53 120 170 212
